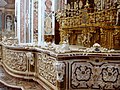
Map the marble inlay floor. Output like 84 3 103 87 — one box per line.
0 66 46 90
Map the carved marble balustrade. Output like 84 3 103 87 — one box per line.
0 43 120 90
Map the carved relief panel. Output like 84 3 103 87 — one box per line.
69 58 120 89
3 49 27 72
38 53 57 86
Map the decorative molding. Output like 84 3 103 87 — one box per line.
1 36 18 46
81 43 115 53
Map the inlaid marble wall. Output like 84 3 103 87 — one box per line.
33 0 38 43
0 12 2 32
19 0 32 43
69 58 120 90
20 0 25 43
44 0 55 35
25 0 29 43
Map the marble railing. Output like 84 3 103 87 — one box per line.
1 45 57 90
0 43 120 90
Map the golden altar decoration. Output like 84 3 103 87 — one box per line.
56 0 120 49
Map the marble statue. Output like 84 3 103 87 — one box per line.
6 16 12 31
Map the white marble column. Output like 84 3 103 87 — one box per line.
15 0 20 43
38 0 44 46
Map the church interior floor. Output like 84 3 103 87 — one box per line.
0 65 46 90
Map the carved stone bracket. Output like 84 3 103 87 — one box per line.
53 61 65 82
26 52 34 65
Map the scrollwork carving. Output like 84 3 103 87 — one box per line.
70 60 120 89
38 53 57 85
3 49 27 72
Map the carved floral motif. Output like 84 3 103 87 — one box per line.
3 49 27 72
102 66 119 82
71 62 92 88
71 60 120 89
38 53 57 85
75 65 91 81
